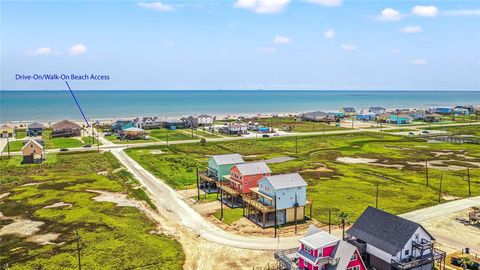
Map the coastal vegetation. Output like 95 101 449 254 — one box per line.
0 152 184 269
126 130 480 223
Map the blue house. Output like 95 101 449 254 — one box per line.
356 112 376 121
435 107 453 115
244 173 308 227
389 114 413 125
111 120 135 132
27 122 44 136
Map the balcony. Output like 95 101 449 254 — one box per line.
274 248 300 270
391 248 446 270
199 172 216 183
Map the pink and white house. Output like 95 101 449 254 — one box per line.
275 226 366 270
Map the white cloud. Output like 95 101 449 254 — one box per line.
273 35 291 44
27 47 52 55
412 5 438 17
258 47 276 53
410 59 427 65
400 26 422 33
324 29 335 39
68 44 88 55
443 9 480 17
234 0 290 14
137 2 175 12
391 48 402 54
305 0 342 7
377 8 403 21
341 44 357 51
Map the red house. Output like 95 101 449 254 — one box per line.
275 225 367 270
219 162 271 208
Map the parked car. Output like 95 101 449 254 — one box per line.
421 130 429 134
262 134 270 138
83 144 92 148
408 132 415 135
59 148 69 152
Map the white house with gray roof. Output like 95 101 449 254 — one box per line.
346 207 446 270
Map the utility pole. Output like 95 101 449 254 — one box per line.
166 132 169 147
76 231 82 270
6 135 10 158
467 167 471 196
328 209 331 234
438 174 443 203
274 195 277 238
375 179 379 208
425 160 429 187
196 166 200 202
220 187 224 220
295 137 298 154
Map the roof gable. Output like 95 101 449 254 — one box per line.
234 162 271 176
22 139 43 151
346 207 429 256
264 173 307 190
211 154 244 166
52 120 81 130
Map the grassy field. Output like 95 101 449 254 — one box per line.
0 152 184 269
426 124 480 137
127 131 480 223
149 128 195 141
242 117 346 133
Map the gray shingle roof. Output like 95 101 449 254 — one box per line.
342 107 356 113
264 173 307 190
211 154 244 165
27 122 43 129
346 206 433 256
304 111 329 117
235 162 271 176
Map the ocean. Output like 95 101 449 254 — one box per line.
1 90 479 122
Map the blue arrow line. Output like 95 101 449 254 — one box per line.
65 81 90 127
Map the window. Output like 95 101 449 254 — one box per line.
347 266 360 270
304 245 312 253
351 254 357 261
404 250 409 256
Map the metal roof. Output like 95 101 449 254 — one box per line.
299 230 339 250
263 173 307 190
211 154 245 165
235 162 271 176
331 241 358 270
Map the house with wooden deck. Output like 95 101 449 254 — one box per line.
123 127 148 140
275 225 367 270
22 139 44 164
52 120 82 138
199 154 245 193
27 122 44 136
219 162 271 208
346 207 446 270
243 173 308 227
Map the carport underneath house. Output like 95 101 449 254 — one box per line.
242 188 312 228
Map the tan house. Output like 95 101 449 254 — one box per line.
22 139 44 164
0 125 15 138
52 120 82 138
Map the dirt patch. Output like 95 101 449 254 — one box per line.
336 157 377 164
0 192 11 200
372 163 404 169
408 160 480 171
88 190 142 208
442 194 461 201
0 219 44 238
43 202 73 209
27 233 62 245
301 163 333 173
150 150 165 155
21 182 43 187
193 201 220 215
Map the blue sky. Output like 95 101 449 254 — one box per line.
1 0 479 90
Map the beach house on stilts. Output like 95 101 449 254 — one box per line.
219 162 271 208
199 154 244 194
243 173 310 228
